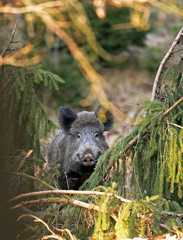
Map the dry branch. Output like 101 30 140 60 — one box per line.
159 224 176 234
11 197 118 221
169 122 183 129
0 1 65 14
0 44 44 67
8 173 131 211
53 227 75 240
163 96 183 117
18 214 73 240
10 189 131 203
162 211 183 218
1 19 19 57
0 2 128 121
16 150 33 172
11 197 99 211
151 26 183 101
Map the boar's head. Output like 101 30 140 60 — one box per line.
58 106 113 177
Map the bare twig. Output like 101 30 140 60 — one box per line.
162 211 183 218
53 228 75 240
169 122 183 129
151 26 183 101
1 19 19 57
16 150 33 172
159 224 176 234
9 189 131 203
18 214 66 240
163 96 183 117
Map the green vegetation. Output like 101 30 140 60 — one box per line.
0 64 62 194
22 5 149 109
1 2 183 239
86 6 148 55
71 61 183 239
92 194 183 239
82 63 183 202
43 48 89 109
6 60 182 240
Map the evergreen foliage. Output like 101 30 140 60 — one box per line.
19 4 149 109
43 48 89 109
111 194 182 239
86 6 148 61
0 64 63 194
14 64 63 156
6 60 182 240
65 189 183 239
2 16 182 240
82 63 183 202
75 58 183 238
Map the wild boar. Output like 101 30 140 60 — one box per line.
48 106 113 190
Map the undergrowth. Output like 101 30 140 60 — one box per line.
82 64 183 203
1 64 63 195
4 44 183 240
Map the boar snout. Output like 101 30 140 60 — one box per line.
82 152 95 166
80 150 102 167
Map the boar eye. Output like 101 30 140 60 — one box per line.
95 133 99 138
77 133 81 139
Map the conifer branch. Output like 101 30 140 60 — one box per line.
151 26 183 101
106 96 183 173
127 96 183 149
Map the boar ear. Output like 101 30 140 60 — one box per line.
95 106 113 131
58 106 77 132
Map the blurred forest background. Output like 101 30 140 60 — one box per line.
0 0 183 240
1 0 183 136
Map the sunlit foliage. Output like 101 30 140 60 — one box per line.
0 0 183 118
